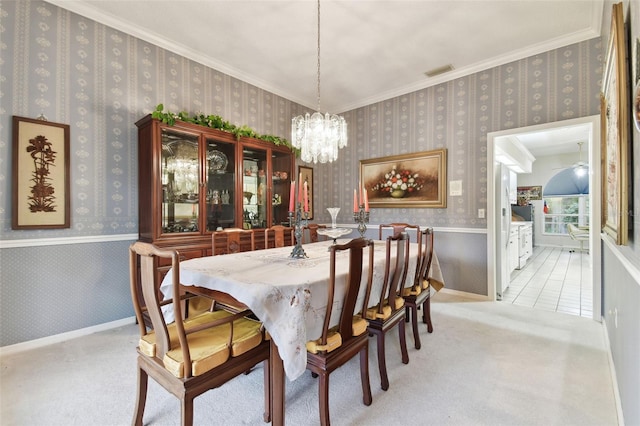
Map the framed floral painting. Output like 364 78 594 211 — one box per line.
360 149 447 208
601 2 629 245
12 116 70 229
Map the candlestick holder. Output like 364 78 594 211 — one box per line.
288 203 308 258
353 204 370 238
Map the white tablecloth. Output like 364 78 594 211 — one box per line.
160 239 443 380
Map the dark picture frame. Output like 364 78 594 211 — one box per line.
12 116 70 229
299 165 314 219
360 149 447 208
601 2 629 245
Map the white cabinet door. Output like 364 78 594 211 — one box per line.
509 229 519 272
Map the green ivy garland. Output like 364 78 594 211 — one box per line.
151 104 299 156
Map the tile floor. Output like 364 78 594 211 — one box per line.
502 246 592 318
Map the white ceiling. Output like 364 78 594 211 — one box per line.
48 0 603 115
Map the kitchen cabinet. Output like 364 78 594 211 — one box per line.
509 227 520 273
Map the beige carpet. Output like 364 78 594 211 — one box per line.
0 293 619 425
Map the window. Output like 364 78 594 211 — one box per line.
543 196 589 235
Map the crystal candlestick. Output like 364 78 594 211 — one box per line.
289 203 308 258
353 204 370 238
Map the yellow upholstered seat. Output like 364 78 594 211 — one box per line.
139 310 263 378
307 316 369 354
402 285 421 296
365 297 405 320
129 242 270 425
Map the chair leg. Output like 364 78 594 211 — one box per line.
359 344 372 406
318 372 331 426
181 396 194 426
375 332 389 391
423 296 433 333
132 363 147 426
404 306 410 323
263 359 271 423
410 304 422 350
398 320 409 364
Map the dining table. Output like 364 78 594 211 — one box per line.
159 237 444 425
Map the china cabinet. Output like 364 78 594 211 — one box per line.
136 114 295 266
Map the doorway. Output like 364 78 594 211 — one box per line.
486 115 602 320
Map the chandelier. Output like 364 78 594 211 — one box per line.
291 0 347 164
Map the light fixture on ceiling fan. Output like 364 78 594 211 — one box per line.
554 142 588 176
572 142 588 177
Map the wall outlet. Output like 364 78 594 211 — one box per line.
478 208 485 219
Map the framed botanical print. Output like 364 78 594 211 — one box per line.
12 116 70 229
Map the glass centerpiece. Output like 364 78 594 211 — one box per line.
317 207 351 245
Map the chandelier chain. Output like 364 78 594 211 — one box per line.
290 0 347 164
316 0 321 113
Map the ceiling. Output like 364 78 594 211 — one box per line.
48 0 603 115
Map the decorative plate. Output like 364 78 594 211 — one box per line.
207 150 228 173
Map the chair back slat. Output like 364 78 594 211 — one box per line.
305 223 327 243
415 227 434 288
376 232 410 315
321 238 374 344
378 222 420 241
212 228 255 255
264 225 294 248
378 223 421 289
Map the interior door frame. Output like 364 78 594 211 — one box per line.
486 115 602 320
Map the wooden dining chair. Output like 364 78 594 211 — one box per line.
306 237 374 426
304 223 328 243
366 232 410 391
128 241 271 426
402 227 435 349
212 228 255 255
378 222 420 244
264 225 294 248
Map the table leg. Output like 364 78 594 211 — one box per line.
270 340 285 426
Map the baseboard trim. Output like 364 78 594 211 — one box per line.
0 316 136 356
438 288 490 301
602 318 625 426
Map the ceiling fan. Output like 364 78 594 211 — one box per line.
554 142 588 176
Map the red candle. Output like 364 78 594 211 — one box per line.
353 189 358 212
364 188 369 212
303 181 309 212
289 181 295 212
298 173 303 207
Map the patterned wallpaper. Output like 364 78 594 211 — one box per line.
329 42 602 228
0 0 305 239
0 1 602 240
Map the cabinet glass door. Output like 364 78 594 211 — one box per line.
205 138 235 231
160 129 200 234
242 148 267 229
271 150 293 226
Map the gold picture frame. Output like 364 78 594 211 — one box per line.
360 149 447 208
298 165 314 219
12 116 70 229
601 2 629 245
